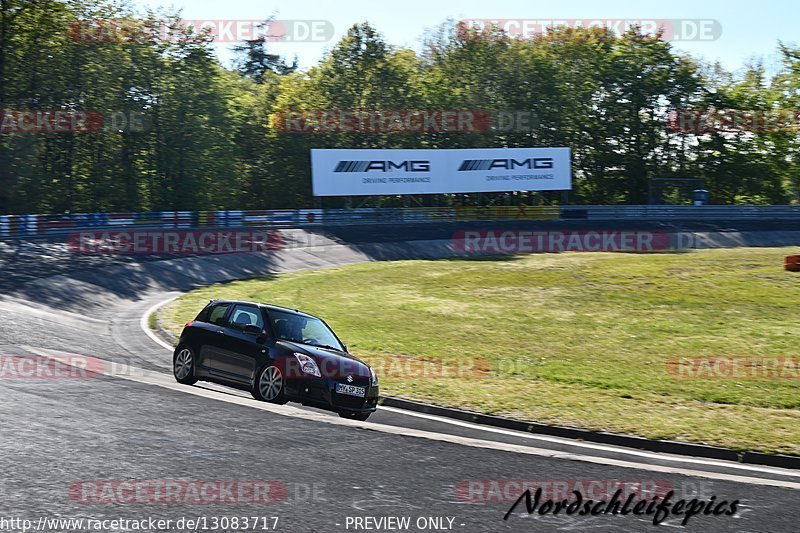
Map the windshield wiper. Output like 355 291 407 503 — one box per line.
309 342 342 351
323 344 342 351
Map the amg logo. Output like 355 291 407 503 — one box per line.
333 160 431 173
458 158 554 171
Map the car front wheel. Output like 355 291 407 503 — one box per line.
173 346 198 385
253 364 288 404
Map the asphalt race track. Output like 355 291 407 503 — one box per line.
1 226 799 533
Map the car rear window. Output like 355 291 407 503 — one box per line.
195 304 211 322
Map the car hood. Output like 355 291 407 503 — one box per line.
278 340 371 379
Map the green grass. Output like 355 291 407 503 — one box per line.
159 247 800 454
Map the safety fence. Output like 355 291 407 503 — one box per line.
561 205 800 220
1 205 799 239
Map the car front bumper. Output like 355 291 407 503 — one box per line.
285 377 379 413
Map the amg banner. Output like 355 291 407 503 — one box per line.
310 147 571 196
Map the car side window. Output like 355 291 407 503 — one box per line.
230 305 264 330
208 304 231 326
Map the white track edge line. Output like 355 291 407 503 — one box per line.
139 296 179 352
378 407 800 478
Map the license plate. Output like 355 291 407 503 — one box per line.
336 383 366 397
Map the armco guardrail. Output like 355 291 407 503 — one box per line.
0 206 560 239
2 205 800 240
567 205 800 219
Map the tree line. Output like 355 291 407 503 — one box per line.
1 0 799 214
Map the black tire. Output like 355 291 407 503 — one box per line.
173 345 198 385
338 410 371 421
252 364 288 404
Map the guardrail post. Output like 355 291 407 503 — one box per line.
178 211 191 228
24 214 38 237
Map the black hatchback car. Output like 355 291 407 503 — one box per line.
173 299 379 420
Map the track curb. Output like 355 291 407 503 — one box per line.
379 397 800 470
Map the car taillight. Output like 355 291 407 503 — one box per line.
184 321 194 328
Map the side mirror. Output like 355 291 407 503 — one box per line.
243 324 262 337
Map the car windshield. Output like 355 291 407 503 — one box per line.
269 310 344 351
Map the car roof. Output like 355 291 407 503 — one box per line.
209 299 316 319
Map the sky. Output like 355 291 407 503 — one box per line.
131 0 799 74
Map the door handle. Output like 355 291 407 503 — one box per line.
217 330 224 335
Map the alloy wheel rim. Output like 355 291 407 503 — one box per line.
259 366 283 400
175 349 192 379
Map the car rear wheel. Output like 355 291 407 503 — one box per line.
253 364 287 404
338 410 371 421
173 346 197 385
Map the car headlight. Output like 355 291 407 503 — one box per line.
293 353 321 377
370 367 379 387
